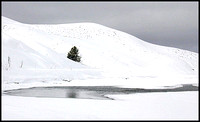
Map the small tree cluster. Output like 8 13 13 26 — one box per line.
67 46 81 62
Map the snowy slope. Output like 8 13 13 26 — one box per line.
2 16 198 85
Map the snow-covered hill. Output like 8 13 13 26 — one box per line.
2 16 198 87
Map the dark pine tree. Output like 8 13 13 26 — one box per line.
67 46 81 62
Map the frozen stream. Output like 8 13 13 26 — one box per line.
3 84 198 100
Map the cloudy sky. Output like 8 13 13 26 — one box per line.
2 2 198 52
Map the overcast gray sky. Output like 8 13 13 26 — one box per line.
2 2 198 52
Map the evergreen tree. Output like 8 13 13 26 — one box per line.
67 46 81 62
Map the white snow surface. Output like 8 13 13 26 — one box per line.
2 92 198 120
1 16 199 120
2 16 198 89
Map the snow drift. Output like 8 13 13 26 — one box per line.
2 16 198 85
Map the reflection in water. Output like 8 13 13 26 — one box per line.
3 84 198 100
66 89 78 98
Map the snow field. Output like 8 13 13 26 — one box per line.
1 16 198 120
2 91 198 120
